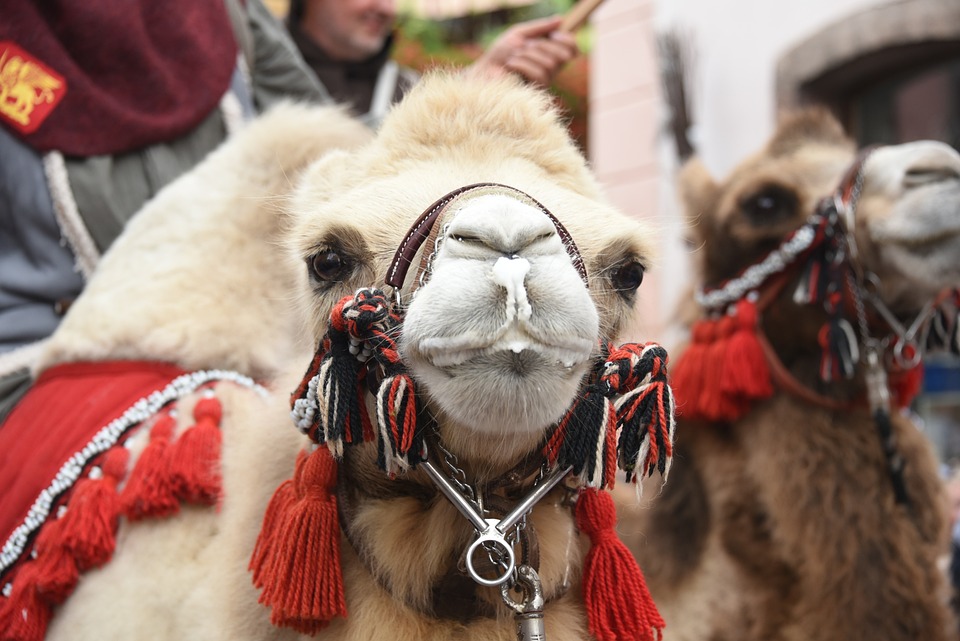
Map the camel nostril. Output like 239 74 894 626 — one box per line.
903 167 960 188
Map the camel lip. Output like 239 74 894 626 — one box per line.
410 334 595 370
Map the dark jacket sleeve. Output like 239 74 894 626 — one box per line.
241 0 332 109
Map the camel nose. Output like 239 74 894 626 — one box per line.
868 141 960 192
443 193 562 259
492 255 533 323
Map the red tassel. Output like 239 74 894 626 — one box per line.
0 564 53 641
30 518 79 602
698 315 730 419
254 447 347 633
170 395 223 505
670 320 711 419
121 412 180 520
576 488 664 641
249 451 304 588
893 364 923 409
721 299 773 404
60 447 129 569
889 341 923 409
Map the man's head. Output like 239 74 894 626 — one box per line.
295 0 396 62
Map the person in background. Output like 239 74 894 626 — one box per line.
0 0 330 421
286 0 579 127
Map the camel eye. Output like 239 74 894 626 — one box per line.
611 261 645 297
308 250 348 283
740 185 798 225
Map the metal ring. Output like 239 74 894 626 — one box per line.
465 530 515 587
892 338 922 369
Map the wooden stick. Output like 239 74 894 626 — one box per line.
558 0 606 33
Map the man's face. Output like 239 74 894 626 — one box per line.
308 0 396 61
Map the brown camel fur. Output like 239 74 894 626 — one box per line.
617 108 960 641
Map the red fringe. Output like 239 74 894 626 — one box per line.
121 412 180 520
170 396 223 505
251 447 347 633
603 401 618 489
576 489 664 641
0 445 131 641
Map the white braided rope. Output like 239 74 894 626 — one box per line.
0 369 267 579
219 89 246 137
695 222 818 311
42 151 101 280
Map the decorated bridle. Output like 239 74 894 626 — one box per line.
250 183 676 641
671 149 960 504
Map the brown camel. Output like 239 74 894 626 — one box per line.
617 108 960 641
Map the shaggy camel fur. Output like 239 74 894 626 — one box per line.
5 72 665 641
616 109 960 640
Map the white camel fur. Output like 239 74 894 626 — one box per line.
11 72 665 641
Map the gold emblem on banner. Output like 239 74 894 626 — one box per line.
0 45 65 131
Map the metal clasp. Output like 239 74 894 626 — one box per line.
501 565 547 641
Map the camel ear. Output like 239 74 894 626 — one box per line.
676 156 719 244
767 107 849 156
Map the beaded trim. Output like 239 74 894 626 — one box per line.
0 369 267 578
695 213 822 311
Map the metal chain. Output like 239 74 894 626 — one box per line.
433 427 532 583
433 431 481 511
417 222 449 291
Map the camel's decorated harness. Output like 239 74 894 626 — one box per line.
671 150 960 505
270 183 676 641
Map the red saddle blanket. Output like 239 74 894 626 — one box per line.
0 361 186 549
0 360 244 641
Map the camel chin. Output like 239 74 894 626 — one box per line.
400 193 599 434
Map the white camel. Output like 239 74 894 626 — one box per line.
0 72 672 641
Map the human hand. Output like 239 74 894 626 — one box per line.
467 16 579 88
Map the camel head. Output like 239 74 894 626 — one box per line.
286 72 661 479
674 108 960 416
